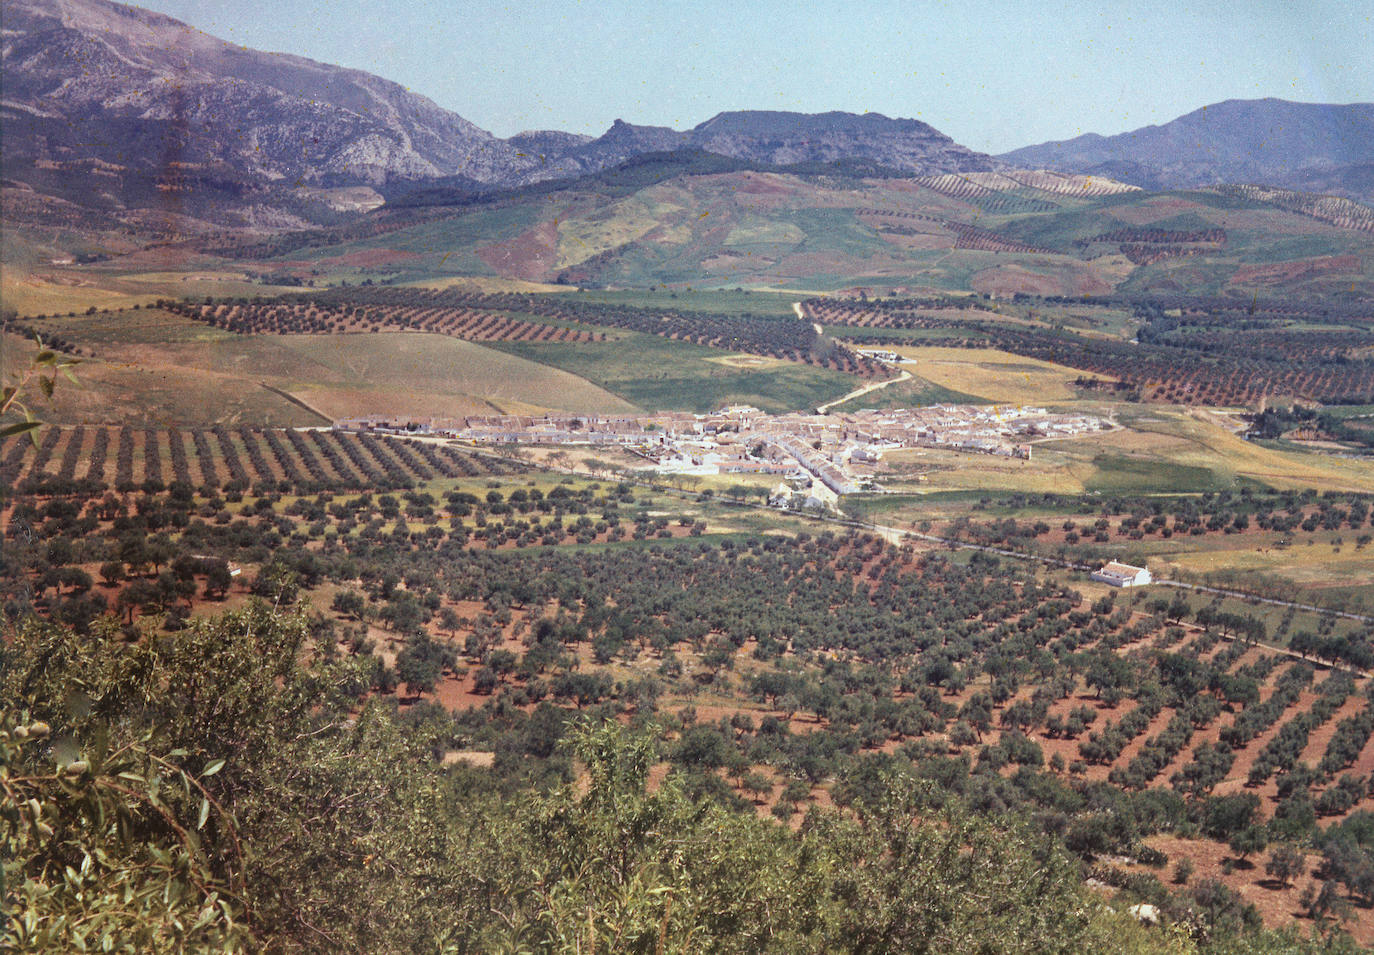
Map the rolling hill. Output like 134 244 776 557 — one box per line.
230 157 1373 302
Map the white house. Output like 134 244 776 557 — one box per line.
1091 561 1152 588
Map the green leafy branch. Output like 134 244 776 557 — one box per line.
1 711 249 953
2 335 81 443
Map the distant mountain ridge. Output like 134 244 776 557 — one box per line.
505 130 596 161
1000 99 1374 202
517 110 1000 182
692 110 996 173
1 0 1004 230
5 0 1367 238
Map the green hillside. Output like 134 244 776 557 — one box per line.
189 167 1374 302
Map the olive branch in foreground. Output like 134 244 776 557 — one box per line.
2 335 81 443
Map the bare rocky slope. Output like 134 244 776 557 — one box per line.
1 0 535 189
516 110 1001 182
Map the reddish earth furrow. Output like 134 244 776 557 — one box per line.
1159 708 1231 786
1300 690 1369 766
1217 690 1320 797
1352 717 1374 776
1110 705 1177 770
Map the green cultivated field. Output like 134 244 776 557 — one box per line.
488 333 857 414
1080 453 1227 494
827 374 985 412
569 287 800 315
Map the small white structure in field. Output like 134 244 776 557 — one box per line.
1091 561 1152 588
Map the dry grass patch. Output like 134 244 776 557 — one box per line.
555 195 681 269
1134 411 1374 493
703 353 790 369
890 346 1107 405
881 445 1090 495
289 386 496 420
2 265 310 317
1035 409 1374 494
2 270 152 315
1161 544 1374 592
4 326 638 425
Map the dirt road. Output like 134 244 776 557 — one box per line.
815 369 912 414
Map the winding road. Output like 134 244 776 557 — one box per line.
796 301 914 413
816 369 913 414
860 519 1373 623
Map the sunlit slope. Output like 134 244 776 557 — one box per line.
6 313 638 425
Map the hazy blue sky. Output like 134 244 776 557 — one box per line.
133 0 1372 153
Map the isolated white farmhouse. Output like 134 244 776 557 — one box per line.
1091 561 1152 588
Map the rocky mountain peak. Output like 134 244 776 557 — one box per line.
3 0 536 191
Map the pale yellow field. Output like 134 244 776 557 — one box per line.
2 332 320 427
2 267 304 317
1161 544 1374 590
2 269 154 315
196 333 638 418
695 471 779 492
402 276 574 294
704 353 790 369
283 386 495 420
555 195 682 269
725 216 806 246
4 330 638 426
880 446 1084 494
874 407 1374 496
892 346 1111 405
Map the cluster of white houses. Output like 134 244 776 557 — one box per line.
337 404 1107 498
335 406 1151 585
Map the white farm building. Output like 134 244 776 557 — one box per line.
1091 561 1152 588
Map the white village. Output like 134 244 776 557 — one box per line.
337 403 1111 508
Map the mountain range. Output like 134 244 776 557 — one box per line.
2 0 1371 235
1 0 999 230
1 0 537 228
515 111 1000 184
1001 99 1374 202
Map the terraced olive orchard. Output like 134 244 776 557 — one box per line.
5 465 1374 942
